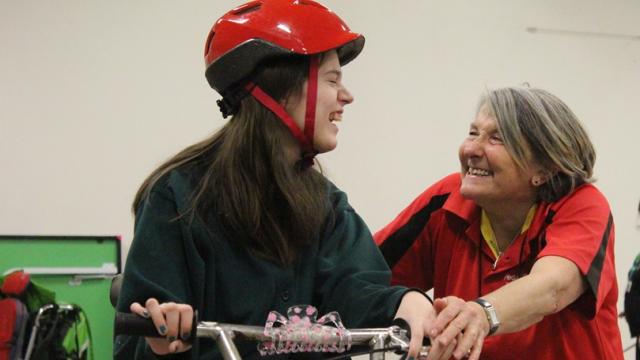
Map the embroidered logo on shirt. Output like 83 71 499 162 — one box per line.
504 273 520 282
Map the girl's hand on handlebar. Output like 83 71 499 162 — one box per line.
130 298 194 355
395 291 457 360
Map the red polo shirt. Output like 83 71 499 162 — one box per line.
375 173 623 360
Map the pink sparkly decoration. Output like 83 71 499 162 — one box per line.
258 305 352 356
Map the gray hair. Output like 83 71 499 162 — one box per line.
478 86 596 202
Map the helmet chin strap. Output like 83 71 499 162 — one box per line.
245 56 320 167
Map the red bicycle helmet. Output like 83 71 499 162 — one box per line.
204 0 364 162
204 0 364 95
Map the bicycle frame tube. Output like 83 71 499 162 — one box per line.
196 322 265 360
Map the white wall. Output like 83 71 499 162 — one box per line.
1 0 639 356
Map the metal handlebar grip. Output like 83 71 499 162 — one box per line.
114 312 163 337
114 312 197 343
113 312 164 337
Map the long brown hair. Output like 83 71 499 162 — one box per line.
133 55 329 265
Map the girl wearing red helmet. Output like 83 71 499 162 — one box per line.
115 1 445 359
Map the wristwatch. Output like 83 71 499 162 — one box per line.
473 298 500 336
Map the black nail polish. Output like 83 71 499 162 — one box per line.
142 310 150 318
159 325 167 335
168 336 176 342
181 332 191 341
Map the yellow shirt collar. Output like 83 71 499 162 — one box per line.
480 205 537 258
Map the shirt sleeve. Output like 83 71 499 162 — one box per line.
537 185 615 318
313 185 409 328
373 175 457 290
114 184 197 360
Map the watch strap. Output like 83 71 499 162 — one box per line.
473 298 500 336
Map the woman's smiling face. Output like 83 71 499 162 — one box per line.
458 106 541 208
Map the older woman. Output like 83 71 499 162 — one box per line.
375 87 623 360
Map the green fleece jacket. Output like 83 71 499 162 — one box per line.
114 168 409 359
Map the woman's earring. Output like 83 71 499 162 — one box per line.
532 178 541 186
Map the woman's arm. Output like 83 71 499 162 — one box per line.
429 256 585 360
483 256 585 333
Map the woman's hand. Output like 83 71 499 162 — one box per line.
427 296 490 360
130 298 194 355
394 291 457 360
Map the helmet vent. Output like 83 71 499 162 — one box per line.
231 1 262 15
297 0 327 10
204 31 215 57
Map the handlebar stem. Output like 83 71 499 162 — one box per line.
370 334 389 360
216 330 241 360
